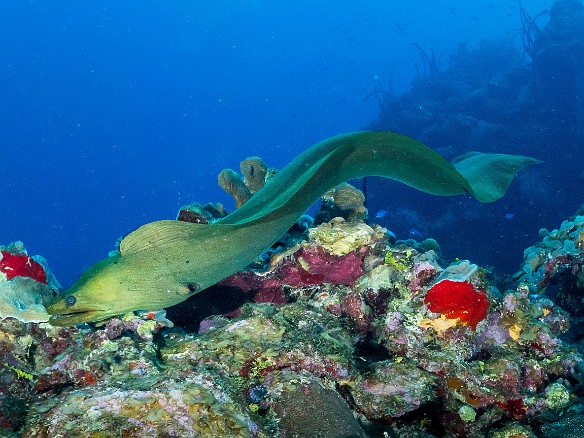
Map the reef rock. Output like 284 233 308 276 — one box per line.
2 213 584 436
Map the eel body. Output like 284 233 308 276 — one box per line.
47 131 539 326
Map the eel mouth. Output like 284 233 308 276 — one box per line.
48 310 108 327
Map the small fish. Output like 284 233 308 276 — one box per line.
375 209 388 218
409 227 423 240
504 213 516 220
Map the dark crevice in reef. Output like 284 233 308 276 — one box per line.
353 335 391 372
165 284 249 333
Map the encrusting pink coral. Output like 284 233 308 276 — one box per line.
424 279 488 330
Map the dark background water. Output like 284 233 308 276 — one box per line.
1 0 580 288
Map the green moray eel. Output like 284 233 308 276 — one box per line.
47 131 539 326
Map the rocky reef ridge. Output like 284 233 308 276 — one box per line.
1 210 583 437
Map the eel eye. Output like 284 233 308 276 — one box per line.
65 295 77 307
186 282 199 293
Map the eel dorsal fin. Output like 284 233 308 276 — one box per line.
119 220 230 256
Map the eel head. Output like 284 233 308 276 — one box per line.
46 220 226 326
46 255 129 326
46 253 185 326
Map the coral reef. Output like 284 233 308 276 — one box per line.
177 202 227 224
366 0 584 276
316 183 368 223
369 38 534 150
515 215 584 294
515 214 584 353
218 156 276 208
527 0 584 129
270 375 368 438
2 210 584 436
25 375 252 437
3 2 584 435
372 0 584 149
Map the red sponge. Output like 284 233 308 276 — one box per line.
0 250 47 284
424 279 488 330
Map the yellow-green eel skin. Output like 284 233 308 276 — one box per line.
47 131 539 326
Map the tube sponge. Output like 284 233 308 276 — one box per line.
218 169 252 209
240 157 268 194
219 157 275 208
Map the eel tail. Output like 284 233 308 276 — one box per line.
217 131 539 226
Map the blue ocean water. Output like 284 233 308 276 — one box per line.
0 0 579 288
